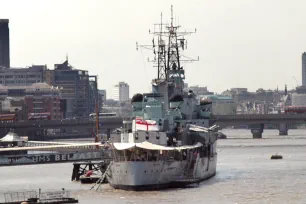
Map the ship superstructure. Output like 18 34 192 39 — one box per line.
106 6 219 191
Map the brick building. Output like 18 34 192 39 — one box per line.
24 83 62 120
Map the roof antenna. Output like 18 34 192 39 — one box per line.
66 53 68 62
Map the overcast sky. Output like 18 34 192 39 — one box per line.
1 0 305 98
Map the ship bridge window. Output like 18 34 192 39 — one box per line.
144 105 162 120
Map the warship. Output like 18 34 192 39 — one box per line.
106 6 219 191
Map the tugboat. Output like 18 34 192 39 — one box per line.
105 5 219 191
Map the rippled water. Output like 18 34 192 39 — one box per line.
1 129 306 204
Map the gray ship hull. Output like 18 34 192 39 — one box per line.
107 154 217 191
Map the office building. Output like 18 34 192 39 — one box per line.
0 65 45 86
88 76 98 114
222 88 255 103
0 19 10 68
98 89 106 101
292 93 306 107
0 83 61 119
302 52 306 86
200 95 236 115
112 82 129 102
45 60 91 118
98 89 106 112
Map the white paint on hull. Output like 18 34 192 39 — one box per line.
107 155 217 188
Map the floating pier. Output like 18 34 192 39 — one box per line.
71 160 110 183
71 161 101 181
0 150 104 166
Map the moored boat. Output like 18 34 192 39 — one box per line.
105 5 220 191
79 170 107 184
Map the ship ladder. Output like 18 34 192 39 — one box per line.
90 161 113 191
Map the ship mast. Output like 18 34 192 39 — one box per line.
136 5 199 92
137 12 167 80
157 12 167 80
167 5 181 79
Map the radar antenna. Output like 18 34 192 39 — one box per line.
136 5 199 83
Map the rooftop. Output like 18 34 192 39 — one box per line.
200 95 234 101
0 83 60 91
0 19 9 23
0 66 46 72
28 83 51 89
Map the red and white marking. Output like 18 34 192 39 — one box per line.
134 118 159 131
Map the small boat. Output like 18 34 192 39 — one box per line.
80 170 106 184
271 154 283 160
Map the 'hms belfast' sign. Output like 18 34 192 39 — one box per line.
0 151 106 166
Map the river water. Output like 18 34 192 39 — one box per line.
1 129 306 204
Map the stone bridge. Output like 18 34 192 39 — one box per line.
0 117 124 140
212 114 306 138
0 117 123 129
0 114 305 139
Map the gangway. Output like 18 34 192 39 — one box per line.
90 161 113 191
